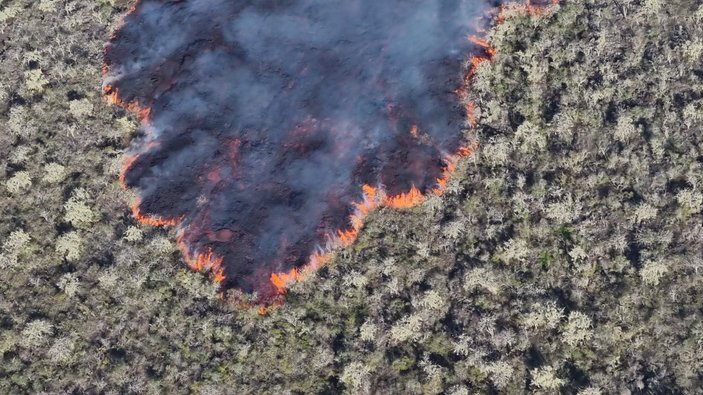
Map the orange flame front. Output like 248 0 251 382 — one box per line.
496 0 559 24
177 232 226 284
263 0 562 296
105 0 557 307
268 138 479 295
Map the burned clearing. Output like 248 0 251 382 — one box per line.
104 0 496 297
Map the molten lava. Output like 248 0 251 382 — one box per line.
103 0 555 302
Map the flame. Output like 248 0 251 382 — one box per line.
105 27 228 285
176 233 226 283
103 84 151 122
386 185 424 209
268 146 478 294
410 124 419 139
119 154 138 188
131 197 180 227
496 0 559 24
271 268 301 291
105 0 553 304
466 101 478 128
468 35 497 58
264 0 522 296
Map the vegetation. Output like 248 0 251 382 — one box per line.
1 0 702 393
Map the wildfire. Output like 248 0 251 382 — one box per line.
104 0 556 307
176 233 226 283
104 44 232 291
468 35 497 58
119 154 138 188
465 101 478 128
268 141 475 295
264 0 519 297
410 124 419 139
131 197 181 227
497 0 560 24
103 84 151 122
436 142 478 193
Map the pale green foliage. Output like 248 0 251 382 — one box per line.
419 354 444 379
447 386 469 395
97 269 119 290
5 171 32 194
7 106 27 135
64 189 97 229
358 320 377 342
481 361 514 389
614 115 637 142
482 138 511 167
640 260 668 286
577 387 603 395
123 226 143 242
175 269 218 300
42 163 67 183
0 230 30 269
340 362 370 394
0 252 19 269
523 303 564 330
464 267 502 295
68 99 94 118
531 366 564 390
442 219 465 240
3 230 30 253
115 116 136 134
38 0 59 13
20 320 53 348
57 273 80 297
343 271 368 289
24 69 49 93
9 145 32 164
632 203 658 224
569 245 587 263
682 40 703 63
562 311 592 347
0 3 22 23
546 195 581 223
676 189 703 216
22 50 42 66
150 236 176 254
514 120 546 152
390 314 423 344
55 231 82 262
642 0 663 14
500 238 530 264
451 334 472 358
417 290 447 311
47 337 74 364
682 103 702 128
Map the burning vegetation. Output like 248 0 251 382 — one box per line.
102 0 514 301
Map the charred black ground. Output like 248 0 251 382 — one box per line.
104 0 496 297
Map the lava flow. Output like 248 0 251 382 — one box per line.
103 0 555 301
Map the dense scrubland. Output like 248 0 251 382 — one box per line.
1 0 702 393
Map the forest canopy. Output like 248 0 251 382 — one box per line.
0 0 702 393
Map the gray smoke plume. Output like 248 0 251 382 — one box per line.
104 0 496 298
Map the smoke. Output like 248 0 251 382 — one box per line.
104 0 497 298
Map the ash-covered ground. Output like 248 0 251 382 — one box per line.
104 0 495 297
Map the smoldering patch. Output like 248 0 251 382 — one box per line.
104 0 496 300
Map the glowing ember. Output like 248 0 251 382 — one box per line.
104 0 553 301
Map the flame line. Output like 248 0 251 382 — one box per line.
266 0 560 297
104 0 558 309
